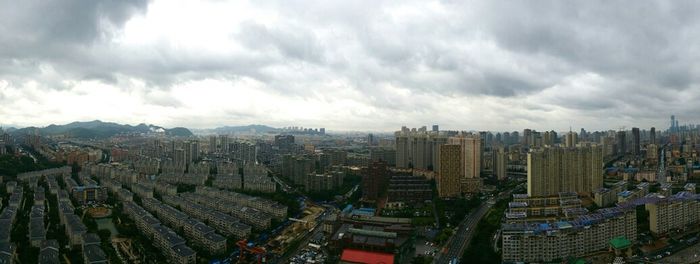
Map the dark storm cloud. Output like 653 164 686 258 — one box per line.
0 0 150 89
0 0 149 56
477 1 700 90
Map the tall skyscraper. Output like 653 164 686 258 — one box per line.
670 115 676 132
565 131 578 148
396 132 410 168
522 129 532 147
448 133 481 179
394 128 447 170
209 135 217 154
527 144 603 197
650 127 656 145
495 146 507 181
616 131 626 155
438 144 462 198
274 135 295 154
219 135 230 154
174 148 186 166
543 131 553 146
632 127 640 156
432 125 439 132
182 141 199 163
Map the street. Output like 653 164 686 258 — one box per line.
435 189 515 264
435 198 495 264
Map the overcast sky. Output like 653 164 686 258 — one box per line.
1 0 699 132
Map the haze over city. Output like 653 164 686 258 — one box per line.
4 1 700 264
3 1 700 131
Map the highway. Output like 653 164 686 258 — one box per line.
435 198 495 264
435 189 515 264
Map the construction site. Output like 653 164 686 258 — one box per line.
267 203 326 257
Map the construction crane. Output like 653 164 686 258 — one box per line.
237 240 266 264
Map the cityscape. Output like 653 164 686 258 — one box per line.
3 1 700 264
1 118 699 264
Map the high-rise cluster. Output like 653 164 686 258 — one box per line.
527 144 604 197
437 133 483 198
395 126 448 170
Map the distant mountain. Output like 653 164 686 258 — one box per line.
167 127 194 137
11 120 193 139
0 127 17 133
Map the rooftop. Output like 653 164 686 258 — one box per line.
171 244 196 257
83 233 101 245
83 244 107 262
340 249 395 264
610 236 632 249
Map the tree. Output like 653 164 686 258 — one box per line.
98 229 112 241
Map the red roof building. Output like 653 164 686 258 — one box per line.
340 249 395 264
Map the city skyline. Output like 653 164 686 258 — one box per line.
0 117 694 134
3 1 700 130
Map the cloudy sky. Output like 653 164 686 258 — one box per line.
1 0 699 132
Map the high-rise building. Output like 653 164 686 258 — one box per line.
502 206 637 263
432 125 439 132
367 133 375 146
616 131 626 155
565 132 578 148
188 141 199 162
209 136 217 154
632 127 640 156
174 148 186 166
495 146 507 181
647 144 658 160
438 144 461 198
281 155 314 185
650 127 656 145
448 133 481 179
274 135 295 154
543 131 553 146
369 148 396 166
219 135 230 154
394 129 447 170
670 115 676 132
527 144 604 197
522 129 532 147
361 161 388 201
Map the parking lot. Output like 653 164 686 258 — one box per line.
289 246 327 264
414 238 439 258
660 240 700 263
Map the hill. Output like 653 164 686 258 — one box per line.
12 120 193 139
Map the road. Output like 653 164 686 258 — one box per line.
435 189 515 264
662 240 700 263
435 198 495 264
